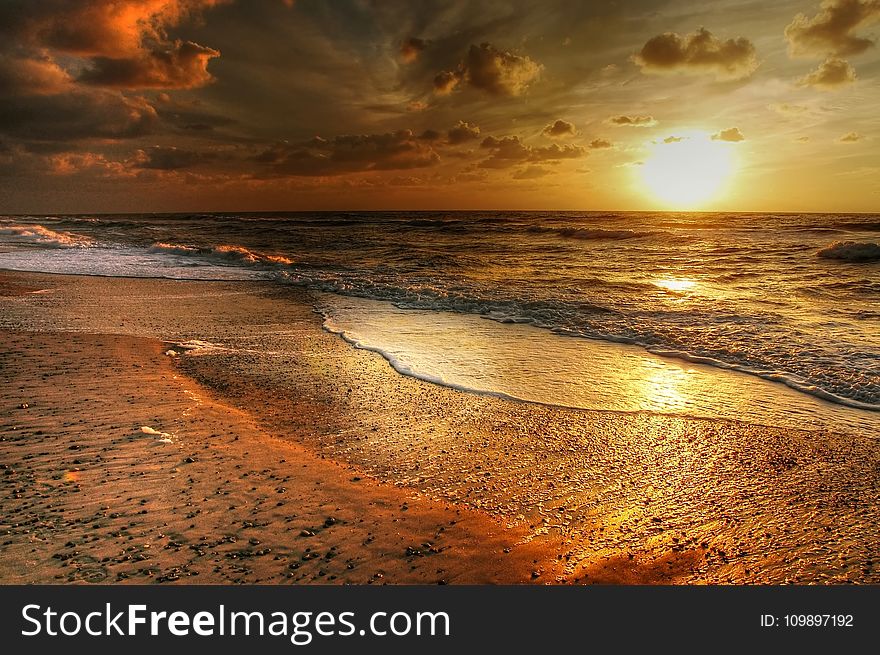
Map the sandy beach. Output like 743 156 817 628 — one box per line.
1 270 878 584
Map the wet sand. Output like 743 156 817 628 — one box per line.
1 270 878 584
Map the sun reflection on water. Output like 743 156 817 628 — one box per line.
632 360 694 414
653 278 696 293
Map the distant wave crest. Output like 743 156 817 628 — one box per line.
817 240 880 263
0 224 92 248
149 242 294 267
527 226 653 240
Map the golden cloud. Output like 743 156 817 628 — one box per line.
434 43 542 96
633 27 759 79
785 0 880 57
797 57 857 89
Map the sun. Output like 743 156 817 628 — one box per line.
638 131 736 209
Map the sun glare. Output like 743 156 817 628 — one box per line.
639 131 736 209
654 278 696 292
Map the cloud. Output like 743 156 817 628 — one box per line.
797 57 857 88
839 131 861 142
607 114 657 127
418 129 443 142
133 145 214 170
0 0 224 155
512 165 552 179
479 135 585 168
0 54 71 96
663 135 684 143
255 130 441 176
152 93 236 132
434 43 542 96
0 90 158 142
0 0 226 56
478 135 531 166
711 127 745 142
542 119 577 138
433 70 460 95
400 37 427 63
0 1 225 90
785 0 880 57
447 120 481 144
633 27 759 80
79 40 221 89
42 150 134 178
531 143 586 160
588 138 613 149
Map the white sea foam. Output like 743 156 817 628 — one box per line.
172 340 227 355
0 224 93 248
319 294 880 437
140 426 173 442
0 245 268 280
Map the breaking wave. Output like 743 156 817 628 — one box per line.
0 224 93 248
149 242 294 267
817 241 880 263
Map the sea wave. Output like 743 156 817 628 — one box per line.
0 224 93 248
817 240 880 263
527 226 654 240
149 242 294 267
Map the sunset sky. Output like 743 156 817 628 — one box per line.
1 0 878 213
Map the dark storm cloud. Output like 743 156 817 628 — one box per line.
255 130 441 177
633 27 759 79
796 56 858 88
785 0 880 57
433 43 542 96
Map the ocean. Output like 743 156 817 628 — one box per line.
2 211 878 435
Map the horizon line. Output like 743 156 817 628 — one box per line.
4 208 880 216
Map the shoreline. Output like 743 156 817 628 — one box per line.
2 270 879 584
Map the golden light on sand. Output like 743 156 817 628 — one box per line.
639 131 735 209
